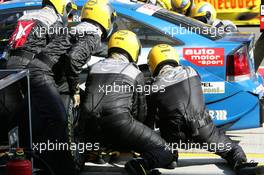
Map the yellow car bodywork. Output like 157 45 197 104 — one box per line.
194 0 260 25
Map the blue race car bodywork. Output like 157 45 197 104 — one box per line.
1 0 263 130
110 1 264 130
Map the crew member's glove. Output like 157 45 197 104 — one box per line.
72 84 80 108
73 93 80 108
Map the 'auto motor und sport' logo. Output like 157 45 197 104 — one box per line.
183 48 225 66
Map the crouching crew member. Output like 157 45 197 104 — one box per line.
148 44 264 175
80 30 175 175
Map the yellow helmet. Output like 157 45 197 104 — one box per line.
108 30 141 63
171 0 191 14
156 0 172 10
191 2 216 24
81 0 117 38
148 44 179 76
43 0 77 17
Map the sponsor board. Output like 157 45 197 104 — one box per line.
201 82 225 94
209 110 227 121
194 0 260 25
194 0 256 9
183 48 225 67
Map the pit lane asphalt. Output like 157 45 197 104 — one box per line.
79 120 264 174
81 124 264 175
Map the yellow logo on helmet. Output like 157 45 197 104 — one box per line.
87 0 97 5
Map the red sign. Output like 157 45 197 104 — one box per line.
261 16 264 31
8 20 35 49
183 48 225 66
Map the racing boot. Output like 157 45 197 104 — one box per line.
166 153 178 169
125 158 167 175
108 151 121 163
130 151 177 170
235 162 264 175
125 158 149 175
194 115 248 168
86 151 106 164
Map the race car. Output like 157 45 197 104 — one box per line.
0 0 264 131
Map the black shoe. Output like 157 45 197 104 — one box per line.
94 154 106 164
125 158 148 175
149 169 162 175
235 162 264 175
166 154 178 169
166 161 177 169
108 151 121 163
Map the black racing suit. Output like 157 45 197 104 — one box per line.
0 59 9 143
24 24 77 174
25 21 103 175
7 6 59 69
50 21 103 114
80 58 174 170
67 21 102 95
151 65 247 168
4 6 64 140
51 21 103 115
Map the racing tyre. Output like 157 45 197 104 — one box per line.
63 94 85 171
